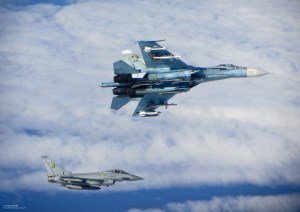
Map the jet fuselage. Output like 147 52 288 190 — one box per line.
42 156 143 190
102 64 267 98
101 40 268 117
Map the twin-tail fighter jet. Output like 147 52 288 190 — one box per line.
101 39 268 117
42 156 143 190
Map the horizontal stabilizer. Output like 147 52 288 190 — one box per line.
111 96 131 110
113 60 139 75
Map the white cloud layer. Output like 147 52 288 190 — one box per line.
0 0 299 191
129 194 300 212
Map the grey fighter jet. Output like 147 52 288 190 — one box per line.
101 39 268 117
42 156 143 190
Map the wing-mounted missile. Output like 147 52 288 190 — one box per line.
141 39 180 60
147 102 177 109
138 39 188 69
152 55 181 60
65 185 82 190
65 184 100 190
138 111 161 117
61 178 83 182
144 46 166 52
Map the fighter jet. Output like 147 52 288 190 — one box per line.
101 39 268 117
42 156 143 190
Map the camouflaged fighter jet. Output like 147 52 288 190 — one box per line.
101 39 268 117
42 156 143 190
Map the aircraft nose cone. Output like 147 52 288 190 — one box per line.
246 68 269 77
131 175 144 181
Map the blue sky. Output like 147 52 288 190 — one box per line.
1 185 300 211
0 0 300 211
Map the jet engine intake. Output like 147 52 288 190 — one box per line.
114 74 132 83
114 74 147 84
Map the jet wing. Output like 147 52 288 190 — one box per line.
132 93 175 116
138 40 188 69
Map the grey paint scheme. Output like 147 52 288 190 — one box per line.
42 156 143 190
101 39 268 117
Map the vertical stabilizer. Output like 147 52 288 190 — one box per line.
114 60 139 75
122 49 146 70
41 156 70 176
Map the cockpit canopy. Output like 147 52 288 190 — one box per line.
108 169 128 174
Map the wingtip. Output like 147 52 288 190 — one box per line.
132 111 140 117
139 39 166 43
156 38 166 42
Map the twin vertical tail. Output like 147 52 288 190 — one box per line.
41 156 70 176
103 50 146 110
113 60 139 75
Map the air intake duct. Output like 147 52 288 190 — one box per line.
114 74 132 83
